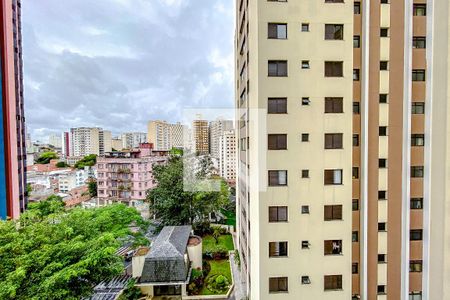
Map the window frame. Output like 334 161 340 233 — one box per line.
324 133 343 149
269 206 288 222
324 97 343 113
268 134 287 150
324 275 343 290
325 24 344 40
268 60 288 77
268 23 287 39
269 241 288 257
269 277 289 293
268 97 288 114
325 61 343 77
268 170 288 186
324 205 343 221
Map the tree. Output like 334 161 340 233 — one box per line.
75 154 97 169
35 152 58 164
0 197 146 300
147 156 229 231
88 179 97 197
212 227 221 244
56 161 69 168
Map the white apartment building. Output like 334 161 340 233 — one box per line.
70 127 111 157
58 167 95 193
147 120 171 151
210 119 234 159
218 130 236 182
121 132 147 149
169 122 185 149
48 134 62 148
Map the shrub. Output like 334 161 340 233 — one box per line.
206 274 230 294
187 268 205 295
202 260 211 277
194 221 213 236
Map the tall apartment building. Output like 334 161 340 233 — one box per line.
0 0 26 219
218 130 236 182
61 132 71 157
236 1 450 300
193 119 209 155
121 132 147 149
210 119 234 158
169 122 185 149
111 137 123 151
148 120 171 151
70 127 111 157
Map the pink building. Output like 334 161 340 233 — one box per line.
96 144 167 205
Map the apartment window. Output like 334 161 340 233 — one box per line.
379 126 387 136
301 133 309 142
324 169 343 185
269 277 288 293
409 292 422 300
353 134 359 146
352 263 359 274
379 159 387 168
268 134 287 150
325 61 343 77
301 241 310 249
301 169 309 178
380 61 389 70
410 260 423 272
379 94 388 103
411 134 425 146
378 285 386 295
301 23 309 32
378 254 387 263
378 190 387 200
354 2 361 14
413 4 426 16
324 240 342 255
378 222 387 232
353 69 360 81
268 23 287 39
269 206 288 222
301 276 311 284
410 229 423 241
412 102 425 114
325 97 343 113
381 0 389 3
325 0 344 2
325 24 344 40
324 133 343 149
301 60 310 69
268 60 288 76
324 275 343 290
269 242 288 257
353 35 360 48
411 198 423 209
411 166 424 178
294 98 306 107
352 199 359 211
353 102 360 114
268 98 287 114
380 28 389 37
268 170 287 186
352 167 359 179
413 37 426 48
412 69 426 81
324 205 343 221
301 205 310 214
352 231 359 242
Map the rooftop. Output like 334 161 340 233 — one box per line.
148 225 192 259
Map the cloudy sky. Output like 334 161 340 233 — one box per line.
22 0 235 141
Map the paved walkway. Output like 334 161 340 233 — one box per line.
229 233 246 300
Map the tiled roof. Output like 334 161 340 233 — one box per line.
147 225 192 259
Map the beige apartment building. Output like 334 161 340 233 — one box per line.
148 121 185 150
193 119 210 155
235 1 450 300
70 127 111 157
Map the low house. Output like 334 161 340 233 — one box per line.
134 225 202 298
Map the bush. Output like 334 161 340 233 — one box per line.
56 161 69 168
187 268 204 295
212 245 228 260
194 221 213 236
206 274 230 294
202 260 211 277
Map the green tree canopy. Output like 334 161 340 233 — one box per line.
55 161 69 168
75 154 97 169
88 179 97 197
147 156 229 230
35 152 58 164
0 195 147 300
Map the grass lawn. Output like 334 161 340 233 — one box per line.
202 234 234 253
199 259 232 295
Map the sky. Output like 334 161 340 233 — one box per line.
22 0 235 142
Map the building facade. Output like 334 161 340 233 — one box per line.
210 119 234 159
48 133 62 148
147 120 171 151
96 144 167 206
169 122 185 149
121 132 147 149
193 119 209 155
218 129 236 182
236 1 450 300
70 127 111 157
0 0 26 219
61 131 71 157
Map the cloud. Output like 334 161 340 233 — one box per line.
22 0 234 141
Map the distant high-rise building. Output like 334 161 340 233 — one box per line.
218 130 236 182
193 119 209 155
70 127 111 157
169 122 185 149
0 0 26 219
148 120 171 151
121 132 147 149
236 1 450 300
209 119 234 158
61 132 71 157
111 138 123 151
48 134 62 148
